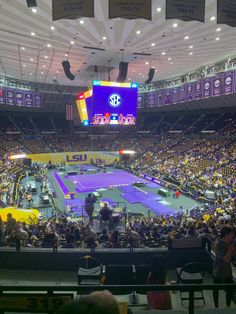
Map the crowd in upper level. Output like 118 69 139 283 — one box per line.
0 111 235 250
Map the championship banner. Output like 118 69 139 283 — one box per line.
179 86 186 102
137 93 145 108
212 74 222 97
15 91 24 106
147 92 156 107
186 83 195 101
6 89 15 105
195 80 202 100
164 89 172 105
172 88 179 104
109 0 152 20
203 78 212 98
25 92 34 107
217 0 236 27
52 0 94 21
34 93 42 107
166 0 205 22
0 87 5 104
156 90 163 106
223 71 234 94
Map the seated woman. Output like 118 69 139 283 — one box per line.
147 254 172 310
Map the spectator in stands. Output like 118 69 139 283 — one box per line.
174 190 181 198
213 226 236 307
147 254 172 310
0 215 5 245
84 193 96 225
100 203 112 228
60 290 120 314
5 213 16 236
27 193 33 208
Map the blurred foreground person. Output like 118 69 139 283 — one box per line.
60 290 119 314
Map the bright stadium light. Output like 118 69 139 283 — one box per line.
9 154 26 160
118 150 136 155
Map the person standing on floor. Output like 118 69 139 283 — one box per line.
213 226 236 308
84 193 96 225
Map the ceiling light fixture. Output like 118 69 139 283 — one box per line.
136 30 141 35
215 37 220 41
30 73 33 75
210 16 216 21
151 43 156 46
70 40 75 45
161 51 166 55
65 53 68 57
47 44 52 47
79 20 84 24
184 36 189 40
41 71 44 74
50 26 55 30
168 57 171 61
189 52 193 55
216 27 221 32
189 45 193 49
21 46 25 50
173 23 178 28
102 36 107 40
145 62 149 65
22 64 26 67
156 7 161 12
31 32 36 36
30 58 34 61
32 8 37 13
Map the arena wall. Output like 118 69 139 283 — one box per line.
26 151 119 165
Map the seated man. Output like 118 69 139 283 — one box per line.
100 203 112 228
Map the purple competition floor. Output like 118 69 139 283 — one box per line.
54 169 175 216
66 170 149 193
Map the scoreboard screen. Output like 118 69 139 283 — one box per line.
76 81 138 126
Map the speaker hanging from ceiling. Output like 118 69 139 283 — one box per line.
26 0 37 7
116 62 128 82
145 68 155 85
62 60 75 81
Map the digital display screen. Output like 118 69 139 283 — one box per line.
76 81 138 126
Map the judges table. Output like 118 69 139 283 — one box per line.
27 181 36 193
158 188 170 197
42 195 50 205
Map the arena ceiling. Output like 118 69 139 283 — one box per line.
0 0 236 87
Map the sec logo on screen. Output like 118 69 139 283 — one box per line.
109 93 122 107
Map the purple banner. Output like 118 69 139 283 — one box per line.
203 78 212 98
186 83 195 101
6 89 15 105
137 94 144 108
0 87 5 104
156 90 163 106
164 89 172 105
147 92 156 107
179 86 186 102
25 92 34 107
15 91 24 106
212 74 222 97
172 88 179 104
35 93 42 107
223 71 234 94
195 80 202 100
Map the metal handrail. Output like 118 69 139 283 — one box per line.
0 283 235 314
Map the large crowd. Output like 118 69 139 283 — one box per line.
0 112 235 251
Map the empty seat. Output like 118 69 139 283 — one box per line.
77 255 102 285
